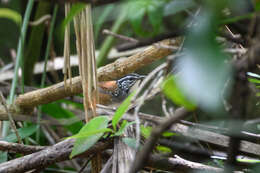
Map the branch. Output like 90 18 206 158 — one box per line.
2 104 260 157
15 39 178 109
2 103 260 157
0 139 112 173
0 141 45 154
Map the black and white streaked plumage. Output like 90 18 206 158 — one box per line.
111 73 146 101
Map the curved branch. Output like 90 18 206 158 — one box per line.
0 139 112 173
15 39 179 109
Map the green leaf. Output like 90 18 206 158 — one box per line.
113 120 136 136
128 0 146 36
112 91 135 131
68 128 112 139
162 131 177 137
248 78 260 84
128 0 165 37
0 8 22 25
70 116 110 158
140 125 152 139
147 1 164 34
237 158 260 163
162 75 196 110
122 137 138 149
156 145 172 153
4 125 37 142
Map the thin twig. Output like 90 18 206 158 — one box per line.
103 29 139 43
161 96 171 117
29 14 51 26
63 3 71 89
0 92 22 144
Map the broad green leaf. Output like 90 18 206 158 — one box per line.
122 137 138 149
70 116 109 158
128 0 146 36
162 75 196 110
0 8 21 25
128 0 165 37
140 125 152 139
4 125 37 142
156 145 172 153
68 128 112 139
113 120 136 136
147 1 164 35
112 91 135 131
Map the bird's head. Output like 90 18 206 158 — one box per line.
117 73 146 94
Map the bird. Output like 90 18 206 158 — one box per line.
98 74 146 172
98 73 146 105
